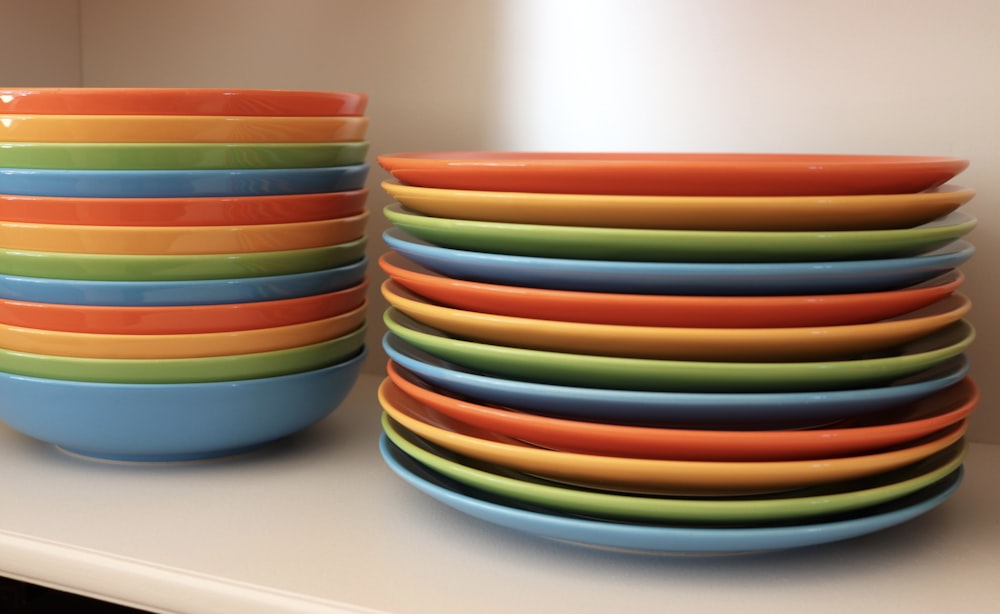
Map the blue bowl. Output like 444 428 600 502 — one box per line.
0 164 369 197
0 256 367 306
0 348 366 461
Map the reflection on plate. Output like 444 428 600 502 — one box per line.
384 203 976 262
380 435 964 554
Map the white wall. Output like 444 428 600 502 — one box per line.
0 0 81 86
9 0 1000 442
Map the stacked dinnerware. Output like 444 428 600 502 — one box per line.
0 88 371 462
374 151 977 554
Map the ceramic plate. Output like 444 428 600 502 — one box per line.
383 336 971 428
383 414 967 525
379 252 964 328
384 203 975 262
383 229 974 295
381 435 964 554
379 378 967 495
381 181 976 231
377 152 968 196
387 364 978 461
383 309 975 393
382 280 969 361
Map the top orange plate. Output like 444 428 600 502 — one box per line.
377 152 969 196
0 88 368 116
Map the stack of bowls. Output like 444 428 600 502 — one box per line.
0 88 372 462
373 151 978 554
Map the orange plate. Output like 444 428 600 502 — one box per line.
377 151 969 196
379 251 964 328
387 362 978 462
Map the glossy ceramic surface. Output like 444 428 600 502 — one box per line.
0 115 369 143
379 252 964 328
382 280 969 361
0 302 366 359
0 256 367 306
387 367 978 461
0 239 366 282
0 88 368 116
0 350 366 462
0 326 366 384
382 181 976 231
384 310 974 393
0 165 369 198
384 415 967 525
0 189 369 226
0 279 367 334
379 378 967 495
384 336 971 428
384 204 975 262
383 229 974 295
380 435 963 554
0 142 370 170
377 152 969 196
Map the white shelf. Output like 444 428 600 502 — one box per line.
0 371 997 613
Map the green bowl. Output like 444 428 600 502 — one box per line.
0 141 370 170
0 236 367 281
0 322 367 383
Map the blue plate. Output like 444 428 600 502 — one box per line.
383 227 974 295
380 434 964 554
383 333 970 428
0 164 369 197
0 256 367 306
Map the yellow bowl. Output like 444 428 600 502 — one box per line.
0 114 370 143
0 211 368 255
0 302 366 358
381 280 971 361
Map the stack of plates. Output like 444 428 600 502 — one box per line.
0 88 372 462
374 151 977 554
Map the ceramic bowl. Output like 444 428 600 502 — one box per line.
384 203 975 262
0 301 366 359
0 88 368 116
382 279 970 361
377 151 969 196
0 323 366 384
0 211 368 255
0 115 369 143
378 378 968 495
0 189 368 227
0 256 367 306
383 228 974 295
379 252 964 328
386 366 978 461
0 279 368 334
383 335 970 428
383 309 974 393
0 348 367 462
0 165 369 197
382 181 976 231
383 413 967 525
0 142 370 170
0 238 367 282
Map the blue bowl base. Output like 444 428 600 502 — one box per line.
55 440 276 465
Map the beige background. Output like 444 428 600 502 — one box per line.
3 0 999 443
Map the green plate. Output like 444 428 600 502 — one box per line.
384 203 977 263
383 413 967 525
0 323 366 383
383 308 974 392
0 141 370 170
0 237 367 281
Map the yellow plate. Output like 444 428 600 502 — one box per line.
381 280 970 361
382 181 976 231
0 114 370 143
0 302 366 359
378 378 968 495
